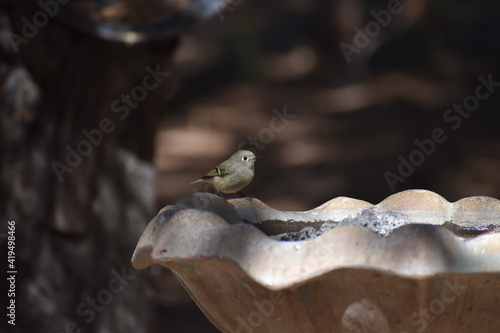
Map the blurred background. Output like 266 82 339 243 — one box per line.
1 0 500 332
160 0 500 210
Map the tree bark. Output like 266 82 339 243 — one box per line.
1 1 181 332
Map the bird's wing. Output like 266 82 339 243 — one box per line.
191 166 230 184
204 166 230 178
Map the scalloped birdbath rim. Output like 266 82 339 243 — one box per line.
132 189 500 291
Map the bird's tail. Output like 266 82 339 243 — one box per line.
190 178 204 184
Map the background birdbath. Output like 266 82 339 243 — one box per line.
132 190 500 333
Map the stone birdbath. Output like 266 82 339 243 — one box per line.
131 190 500 333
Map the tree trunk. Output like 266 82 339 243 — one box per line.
1 1 185 332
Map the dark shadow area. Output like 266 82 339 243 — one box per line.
2 0 499 332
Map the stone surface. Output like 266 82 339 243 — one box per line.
132 190 500 333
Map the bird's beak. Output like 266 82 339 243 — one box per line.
252 156 262 160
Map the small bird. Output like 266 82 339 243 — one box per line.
191 150 259 195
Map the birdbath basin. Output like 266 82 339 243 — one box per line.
131 190 500 333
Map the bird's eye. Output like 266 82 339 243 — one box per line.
242 156 248 161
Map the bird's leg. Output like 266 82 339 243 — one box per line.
236 191 246 198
